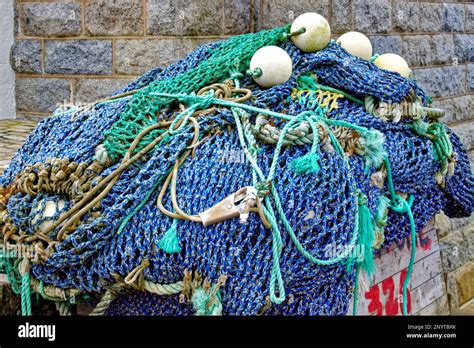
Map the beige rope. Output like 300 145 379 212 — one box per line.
197 81 252 103
48 121 172 240
55 301 72 316
124 259 150 291
89 286 121 316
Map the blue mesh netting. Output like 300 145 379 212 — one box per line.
1 35 472 316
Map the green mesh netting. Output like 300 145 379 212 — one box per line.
103 25 290 162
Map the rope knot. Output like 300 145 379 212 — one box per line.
19 257 31 276
390 194 407 214
196 90 215 109
124 258 150 290
256 181 271 197
229 71 244 80
246 67 262 78
356 190 368 206
191 274 227 316
38 169 49 178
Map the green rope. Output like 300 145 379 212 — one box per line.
112 86 413 311
233 108 374 304
104 25 291 162
384 156 416 315
21 272 32 316
158 217 182 254
151 91 294 121
410 120 453 163
192 288 223 316
246 67 263 78
0 251 22 295
116 176 165 235
116 135 171 235
410 119 454 184
18 258 32 316
151 90 380 134
289 114 321 174
140 88 386 305
370 54 380 63
352 157 417 316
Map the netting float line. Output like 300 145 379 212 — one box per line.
0 23 472 316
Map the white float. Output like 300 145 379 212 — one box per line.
336 32 373 61
31 199 66 233
249 46 293 88
290 12 331 53
373 53 410 78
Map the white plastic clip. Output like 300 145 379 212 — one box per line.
237 186 258 225
198 186 259 227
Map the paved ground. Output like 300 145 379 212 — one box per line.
0 119 38 175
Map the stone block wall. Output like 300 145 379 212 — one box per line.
0 0 15 119
8 0 474 314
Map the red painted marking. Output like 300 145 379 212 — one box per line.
363 268 412 316
395 230 433 253
418 228 432 251
382 277 398 316
365 285 383 316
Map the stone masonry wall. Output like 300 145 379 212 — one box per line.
8 0 474 314
0 0 15 119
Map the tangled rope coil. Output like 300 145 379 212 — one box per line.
251 114 364 157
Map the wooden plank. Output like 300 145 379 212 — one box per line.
351 254 443 315
415 294 450 316
411 274 446 314
355 228 439 294
349 220 445 315
408 250 442 289
370 229 439 285
382 250 442 291
378 219 435 256
355 248 441 299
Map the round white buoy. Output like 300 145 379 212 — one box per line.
290 12 331 53
374 53 410 78
249 46 293 88
336 31 373 60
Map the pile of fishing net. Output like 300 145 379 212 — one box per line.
0 21 472 316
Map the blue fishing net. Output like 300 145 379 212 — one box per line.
1 33 472 316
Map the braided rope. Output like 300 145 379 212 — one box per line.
384 156 417 315
19 258 31 316
144 280 184 295
55 301 72 316
89 287 120 316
